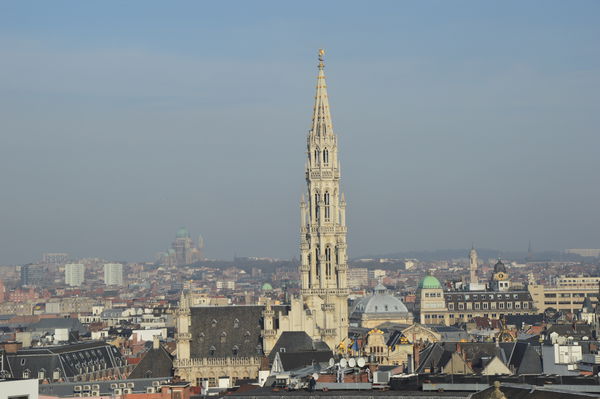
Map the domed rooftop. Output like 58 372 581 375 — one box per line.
494 259 507 273
351 284 409 315
418 274 442 289
261 282 273 291
176 227 190 238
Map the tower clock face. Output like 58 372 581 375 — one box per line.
497 272 506 280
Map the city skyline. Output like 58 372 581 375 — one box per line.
1 1 599 264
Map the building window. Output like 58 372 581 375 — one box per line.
448 304 454 310
458 303 464 310
211 319 217 327
233 319 239 328
325 246 332 277
209 346 216 356
324 192 330 221
232 346 239 356
523 302 529 309
220 332 227 343
323 149 329 164
474 303 480 310
483 302 488 310
499 302 505 309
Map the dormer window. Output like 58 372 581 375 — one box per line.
233 319 239 328
209 346 216 356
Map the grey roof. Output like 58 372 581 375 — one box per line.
541 345 580 376
128 345 173 379
190 305 269 358
350 287 410 316
38 377 177 397
269 332 330 357
6 341 124 381
582 297 594 313
28 318 87 335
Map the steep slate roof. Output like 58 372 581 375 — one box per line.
128 344 173 379
190 305 278 358
6 341 124 380
267 331 330 361
266 331 332 370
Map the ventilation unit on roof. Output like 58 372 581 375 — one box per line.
146 387 156 393
74 386 82 392
91 391 99 396
113 389 122 395
123 388 132 394
83 385 91 391
73 394 82 398
127 382 134 388
110 383 117 389
119 383 126 388
152 381 160 387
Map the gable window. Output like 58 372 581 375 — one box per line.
209 346 216 356
220 332 227 343
232 346 239 356
211 319 217 328
233 319 239 328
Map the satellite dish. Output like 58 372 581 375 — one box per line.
357 357 366 367
340 358 348 368
348 358 356 368
329 358 335 367
312 373 319 381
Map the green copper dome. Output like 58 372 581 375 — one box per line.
176 227 190 238
419 275 442 289
261 282 273 291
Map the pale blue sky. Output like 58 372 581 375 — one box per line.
1 1 599 263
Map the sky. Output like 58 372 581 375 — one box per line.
1 1 599 264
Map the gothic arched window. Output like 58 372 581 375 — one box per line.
232 345 239 356
325 246 332 277
209 346 216 356
324 192 330 221
323 149 329 164
220 331 227 344
314 192 320 220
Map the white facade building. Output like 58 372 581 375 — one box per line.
103 263 123 286
64 263 85 287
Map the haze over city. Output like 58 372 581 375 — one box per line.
1 1 599 264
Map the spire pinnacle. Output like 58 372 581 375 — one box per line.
311 49 333 137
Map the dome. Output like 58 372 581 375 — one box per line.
176 227 190 238
261 282 273 291
351 285 409 315
494 259 507 274
418 275 442 289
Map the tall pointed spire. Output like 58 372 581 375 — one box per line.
300 49 348 350
311 49 334 137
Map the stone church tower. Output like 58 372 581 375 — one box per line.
299 49 349 350
469 245 479 285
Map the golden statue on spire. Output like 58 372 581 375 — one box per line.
318 48 325 62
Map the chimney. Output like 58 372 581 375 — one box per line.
153 335 160 350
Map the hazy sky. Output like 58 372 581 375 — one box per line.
1 1 599 264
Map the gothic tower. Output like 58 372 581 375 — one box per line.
299 49 349 349
469 245 479 284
